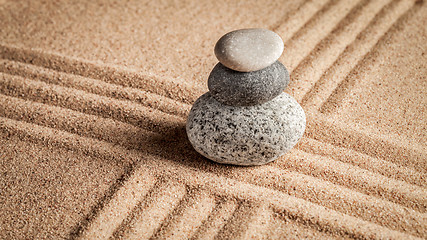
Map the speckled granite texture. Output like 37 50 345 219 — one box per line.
208 61 289 106
186 92 306 165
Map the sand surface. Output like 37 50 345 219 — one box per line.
0 0 426 239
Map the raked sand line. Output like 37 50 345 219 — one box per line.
128 159 421 239
5 55 420 176
152 163 424 239
214 202 272 240
2 94 424 234
1 19 422 162
113 180 188 240
310 0 419 112
5 102 422 236
0 117 141 166
1 90 424 235
0 72 183 135
189 198 238 240
78 168 157 240
268 211 338 239
151 189 216 240
280 0 361 73
0 93 175 157
272 0 330 39
276 149 426 212
0 56 422 199
0 117 424 239
300 0 417 111
306 112 426 171
1 89 423 216
290 0 392 103
3 59 423 178
233 166 426 236
319 0 423 114
297 137 426 187
2 48 419 175
0 59 190 118
234 204 275 240
0 43 201 105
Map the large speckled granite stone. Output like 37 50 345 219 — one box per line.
186 92 306 166
214 28 284 72
208 61 289 106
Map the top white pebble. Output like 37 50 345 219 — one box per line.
214 28 284 72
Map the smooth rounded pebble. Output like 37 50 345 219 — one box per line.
208 61 289 106
214 28 284 72
186 92 306 166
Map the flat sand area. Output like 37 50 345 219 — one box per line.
0 0 426 239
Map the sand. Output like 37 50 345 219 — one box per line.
0 0 426 239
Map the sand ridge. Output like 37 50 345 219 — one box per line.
0 0 426 239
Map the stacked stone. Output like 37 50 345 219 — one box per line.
186 29 306 166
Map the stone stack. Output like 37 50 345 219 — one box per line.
186 29 306 166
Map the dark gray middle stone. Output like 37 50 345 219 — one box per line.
208 61 289 106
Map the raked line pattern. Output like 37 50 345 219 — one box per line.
0 0 425 239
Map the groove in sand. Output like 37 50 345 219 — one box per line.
1 88 425 237
5 58 421 177
303 0 418 112
78 170 157 240
116 180 187 240
2 95 424 235
0 59 190 118
280 0 361 73
2 36 420 177
276 149 426 212
214 201 267 240
296 137 426 187
0 117 423 239
236 165 426 237
234 204 273 240
2 53 422 178
190 199 238 240
272 0 330 40
151 190 216 240
0 72 184 135
290 0 392 103
306 112 426 171
0 43 200 105
0 93 163 153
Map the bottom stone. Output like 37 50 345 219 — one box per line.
186 92 306 166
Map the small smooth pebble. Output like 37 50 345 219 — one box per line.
186 92 306 166
208 61 289 106
214 28 284 72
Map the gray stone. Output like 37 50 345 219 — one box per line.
208 61 289 106
214 28 284 72
186 92 306 166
